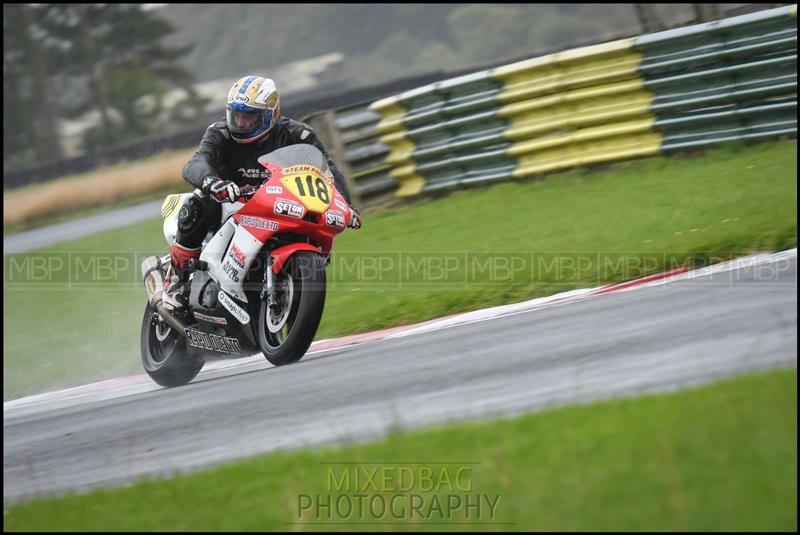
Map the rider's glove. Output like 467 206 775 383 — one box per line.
202 175 240 203
348 206 362 230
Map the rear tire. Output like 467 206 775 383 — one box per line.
257 251 326 366
140 303 204 387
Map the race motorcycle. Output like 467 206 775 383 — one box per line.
139 144 357 387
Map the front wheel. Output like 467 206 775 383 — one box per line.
140 303 204 387
257 251 326 365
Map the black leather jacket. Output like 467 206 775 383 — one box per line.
182 116 353 205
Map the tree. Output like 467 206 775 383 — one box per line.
4 4 205 166
43 4 199 151
3 4 66 166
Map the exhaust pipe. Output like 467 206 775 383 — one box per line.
141 256 187 334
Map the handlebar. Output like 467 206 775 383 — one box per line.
239 184 259 198
192 184 258 202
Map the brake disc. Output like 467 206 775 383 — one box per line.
155 320 172 342
266 275 294 333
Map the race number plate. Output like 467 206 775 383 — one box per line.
279 164 332 213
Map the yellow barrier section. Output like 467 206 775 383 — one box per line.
389 163 427 197
371 97 409 134
500 78 654 141
490 37 662 180
510 118 662 177
369 95 423 192
493 39 642 104
379 131 417 166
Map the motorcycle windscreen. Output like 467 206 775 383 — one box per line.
257 144 329 176
258 144 335 213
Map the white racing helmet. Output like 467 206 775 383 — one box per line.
225 76 281 144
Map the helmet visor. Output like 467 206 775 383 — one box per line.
227 106 268 135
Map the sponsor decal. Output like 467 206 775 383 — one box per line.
240 215 279 231
284 164 326 176
334 198 348 211
325 210 346 228
274 198 305 219
161 194 182 219
222 260 241 283
266 186 282 194
184 328 242 354
218 290 251 324
233 94 249 103
238 167 271 179
228 243 246 268
193 311 228 325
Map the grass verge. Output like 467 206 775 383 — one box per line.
3 148 194 229
3 182 189 234
4 368 796 531
3 140 797 399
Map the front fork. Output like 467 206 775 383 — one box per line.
259 244 326 309
261 255 274 305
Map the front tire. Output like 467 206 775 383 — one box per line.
257 251 326 366
140 303 204 387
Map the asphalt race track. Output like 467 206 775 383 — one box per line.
4 252 797 504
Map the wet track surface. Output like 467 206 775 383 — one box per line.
4 254 797 504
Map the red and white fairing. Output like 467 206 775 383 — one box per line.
199 157 352 301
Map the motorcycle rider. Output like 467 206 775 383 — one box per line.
164 75 361 307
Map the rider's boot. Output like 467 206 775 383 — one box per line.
162 242 200 311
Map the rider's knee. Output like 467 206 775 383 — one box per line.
177 195 216 246
178 196 200 232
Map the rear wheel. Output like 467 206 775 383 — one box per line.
140 303 204 387
257 251 326 365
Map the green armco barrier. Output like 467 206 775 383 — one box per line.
372 37 658 196
368 4 797 199
657 98 797 151
636 4 797 152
